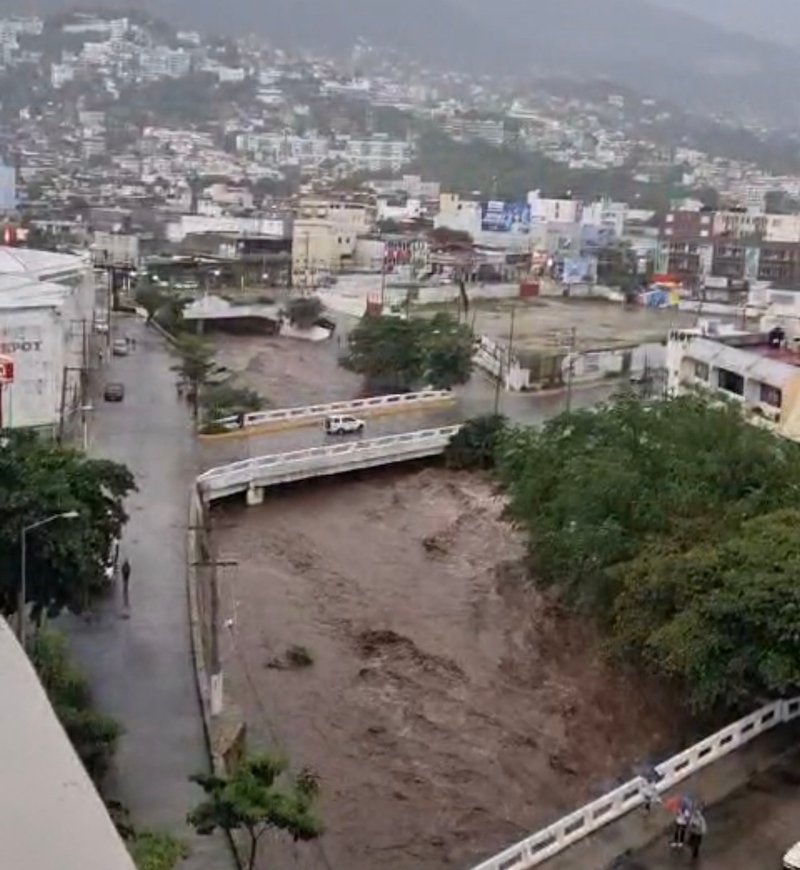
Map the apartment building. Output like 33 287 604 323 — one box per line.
341 135 411 173
667 326 800 441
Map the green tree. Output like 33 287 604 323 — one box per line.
425 312 474 388
135 286 169 323
170 335 226 420
29 630 122 783
343 314 472 391
286 296 323 329
201 382 265 425
445 414 507 470
188 754 322 870
613 510 800 713
0 431 135 621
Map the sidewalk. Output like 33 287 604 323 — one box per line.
62 317 232 869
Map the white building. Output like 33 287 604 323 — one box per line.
0 163 16 213
0 248 94 431
528 191 583 224
582 198 627 238
666 327 800 441
342 135 411 173
140 47 191 80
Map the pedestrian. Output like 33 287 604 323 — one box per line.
121 558 131 610
687 807 707 861
236 412 245 429
670 800 691 848
641 779 661 814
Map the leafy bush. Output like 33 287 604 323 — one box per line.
130 831 188 870
29 630 122 783
445 415 507 470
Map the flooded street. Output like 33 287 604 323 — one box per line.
213 467 683 870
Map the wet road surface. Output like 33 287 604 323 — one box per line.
62 317 232 868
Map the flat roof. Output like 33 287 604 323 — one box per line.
0 619 136 870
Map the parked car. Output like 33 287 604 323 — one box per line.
103 382 125 402
784 842 800 869
323 415 365 435
112 338 129 356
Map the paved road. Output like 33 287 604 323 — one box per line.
62 317 231 868
200 375 619 471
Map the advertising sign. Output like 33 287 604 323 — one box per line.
0 354 14 384
562 256 597 285
480 200 531 234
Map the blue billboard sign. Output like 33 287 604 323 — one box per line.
480 200 530 234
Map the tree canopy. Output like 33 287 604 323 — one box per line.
0 431 135 621
343 313 473 391
489 394 800 714
188 754 321 870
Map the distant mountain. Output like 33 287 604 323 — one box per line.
9 0 800 122
652 0 800 47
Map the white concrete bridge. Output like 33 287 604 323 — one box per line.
197 425 462 503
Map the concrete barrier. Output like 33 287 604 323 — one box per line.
468 696 800 870
203 390 456 439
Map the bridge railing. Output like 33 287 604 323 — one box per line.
197 426 462 497
214 390 454 431
469 696 800 870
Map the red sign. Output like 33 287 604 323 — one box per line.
0 355 14 384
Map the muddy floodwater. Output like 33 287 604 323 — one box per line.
213 467 682 870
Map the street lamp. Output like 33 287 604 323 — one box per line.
18 510 80 647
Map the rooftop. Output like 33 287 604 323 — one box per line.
0 246 89 280
0 619 135 870
0 272 72 309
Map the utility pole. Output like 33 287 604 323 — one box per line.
566 326 577 413
191 555 237 716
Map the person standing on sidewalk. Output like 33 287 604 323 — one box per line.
121 558 131 611
670 800 691 848
687 806 707 861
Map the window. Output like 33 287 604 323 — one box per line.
694 361 709 381
718 368 744 396
760 383 782 408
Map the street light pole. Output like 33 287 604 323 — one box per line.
19 511 80 648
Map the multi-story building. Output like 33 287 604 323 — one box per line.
667 325 800 441
444 115 506 146
0 247 95 432
341 135 411 173
139 47 191 80
0 163 16 213
658 209 714 286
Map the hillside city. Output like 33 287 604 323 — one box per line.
1 8 800 870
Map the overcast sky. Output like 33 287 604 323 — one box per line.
651 0 800 45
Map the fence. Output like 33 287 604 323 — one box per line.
214 389 454 431
198 426 462 500
469 697 800 870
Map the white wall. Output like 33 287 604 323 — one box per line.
0 308 65 429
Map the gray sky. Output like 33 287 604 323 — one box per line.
651 0 800 45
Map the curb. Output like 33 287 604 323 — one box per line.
186 489 243 868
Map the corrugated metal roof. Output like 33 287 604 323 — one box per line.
0 272 71 309
0 619 136 870
0 246 87 279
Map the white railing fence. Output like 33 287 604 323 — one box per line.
198 426 462 499
469 696 800 870
213 390 454 431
